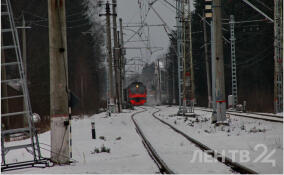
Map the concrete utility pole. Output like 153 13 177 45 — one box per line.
117 30 123 108
157 59 162 104
119 18 125 106
211 20 217 122
188 1 195 110
205 0 217 121
274 0 283 113
80 75 85 115
213 0 226 122
202 13 212 108
112 0 121 113
103 1 115 112
48 0 70 164
172 60 176 104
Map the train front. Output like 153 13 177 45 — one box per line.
128 82 147 106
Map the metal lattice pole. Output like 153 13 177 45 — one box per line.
176 0 183 110
274 0 283 113
229 15 238 108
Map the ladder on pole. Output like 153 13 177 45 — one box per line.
1 0 47 171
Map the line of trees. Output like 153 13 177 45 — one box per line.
165 0 274 112
9 0 106 123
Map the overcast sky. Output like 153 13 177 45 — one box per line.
116 0 177 74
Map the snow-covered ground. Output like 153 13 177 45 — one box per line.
134 107 233 174
3 105 283 174
156 105 283 174
3 109 158 174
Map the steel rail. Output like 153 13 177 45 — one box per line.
196 107 283 123
131 107 175 174
152 107 258 174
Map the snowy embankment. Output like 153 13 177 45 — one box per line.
4 109 158 174
156 105 283 174
134 107 232 174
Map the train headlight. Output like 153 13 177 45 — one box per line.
136 84 139 88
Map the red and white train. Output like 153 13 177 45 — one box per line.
125 82 147 106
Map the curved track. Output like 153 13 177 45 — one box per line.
131 107 175 174
132 106 258 174
152 107 258 174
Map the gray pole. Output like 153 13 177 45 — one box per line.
172 60 176 104
213 0 226 122
188 2 195 106
229 15 238 108
48 0 70 164
105 2 115 109
119 18 125 106
112 0 121 113
176 0 182 110
274 0 283 113
210 20 217 123
117 30 123 109
80 75 84 115
158 59 162 104
203 14 212 108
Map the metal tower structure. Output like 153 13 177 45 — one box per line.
274 0 283 113
176 0 183 111
176 0 195 116
229 15 238 108
1 0 47 170
182 0 194 114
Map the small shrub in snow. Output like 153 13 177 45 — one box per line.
249 127 266 133
116 136 121 140
204 129 211 133
240 124 245 130
195 118 200 123
101 145 110 153
95 148 100 153
187 122 194 127
99 136 106 140
174 120 177 125
91 148 100 154
274 138 283 149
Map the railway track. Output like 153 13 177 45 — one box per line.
131 107 175 174
196 107 283 123
132 106 258 174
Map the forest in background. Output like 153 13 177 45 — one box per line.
163 0 274 112
3 0 276 127
10 0 106 118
